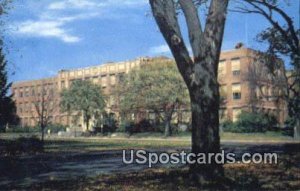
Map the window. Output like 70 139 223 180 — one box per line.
110 74 116 85
101 75 107 87
109 65 116 72
25 88 29 97
232 108 241 122
232 70 240 76
92 76 99 84
19 103 23 113
32 88 35 96
118 73 125 82
232 83 241 100
233 92 241 100
119 64 125 70
220 85 227 100
218 60 226 78
231 58 241 76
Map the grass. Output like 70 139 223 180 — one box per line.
220 131 294 141
22 153 300 190
44 138 190 152
0 131 296 153
0 132 299 190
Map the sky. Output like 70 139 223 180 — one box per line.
1 0 299 82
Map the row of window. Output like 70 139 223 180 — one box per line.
61 73 124 89
17 101 56 114
60 61 140 79
21 116 68 126
218 58 241 77
220 83 242 100
13 84 56 98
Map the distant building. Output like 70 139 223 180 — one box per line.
217 46 287 123
11 46 288 130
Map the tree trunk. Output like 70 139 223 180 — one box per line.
86 118 89 131
164 105 175 137
164 119 171 137
294 117 300 140
149 0 228 184
41 125 45 143
189 76 223 183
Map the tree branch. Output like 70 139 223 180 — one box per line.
150 0 193 85
203 0 229 70
179 0 203 59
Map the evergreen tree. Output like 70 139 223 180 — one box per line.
0 47 18 131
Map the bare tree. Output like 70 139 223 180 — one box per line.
244 52 287 117
234 0 300 138
32 80 58 142
149 0 229 183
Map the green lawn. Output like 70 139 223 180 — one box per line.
0 131 296 153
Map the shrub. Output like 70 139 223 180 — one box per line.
135 119 154 133
221 120 239 132
5 136 43 155
282 117 295 137
45 124 67 134
222 111 278 133
6 125 39 133
117 121 135 134
237 112 269 133
102 113 118 133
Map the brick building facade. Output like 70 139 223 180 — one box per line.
11 47 288 130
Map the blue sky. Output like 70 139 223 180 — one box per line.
1 0 299 82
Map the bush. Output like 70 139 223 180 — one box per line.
117 121 135 134
102 113 118 133
6 125 39 133
135 119 154 133
5 136 43 155
282 117 295 137
221 120 238 132
222 111 278 133
45 124 67 134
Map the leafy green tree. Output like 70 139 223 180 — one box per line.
0 47 18 130
117 60 189 136
60 80 106 131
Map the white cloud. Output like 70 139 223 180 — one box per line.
48 0 99 10
12 0 147 43
48 0 147 10
15 20 80 43
12 12 101 43
149 45 171 55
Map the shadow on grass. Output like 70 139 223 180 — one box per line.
44 140 127 152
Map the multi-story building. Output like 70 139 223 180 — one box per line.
11 46 288 130
217 46 287 123
12 57 170 128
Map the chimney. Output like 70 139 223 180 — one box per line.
235 42 244 49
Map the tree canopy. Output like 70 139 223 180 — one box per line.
117 60 189 136
60 80 106 131
0 47 18 130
